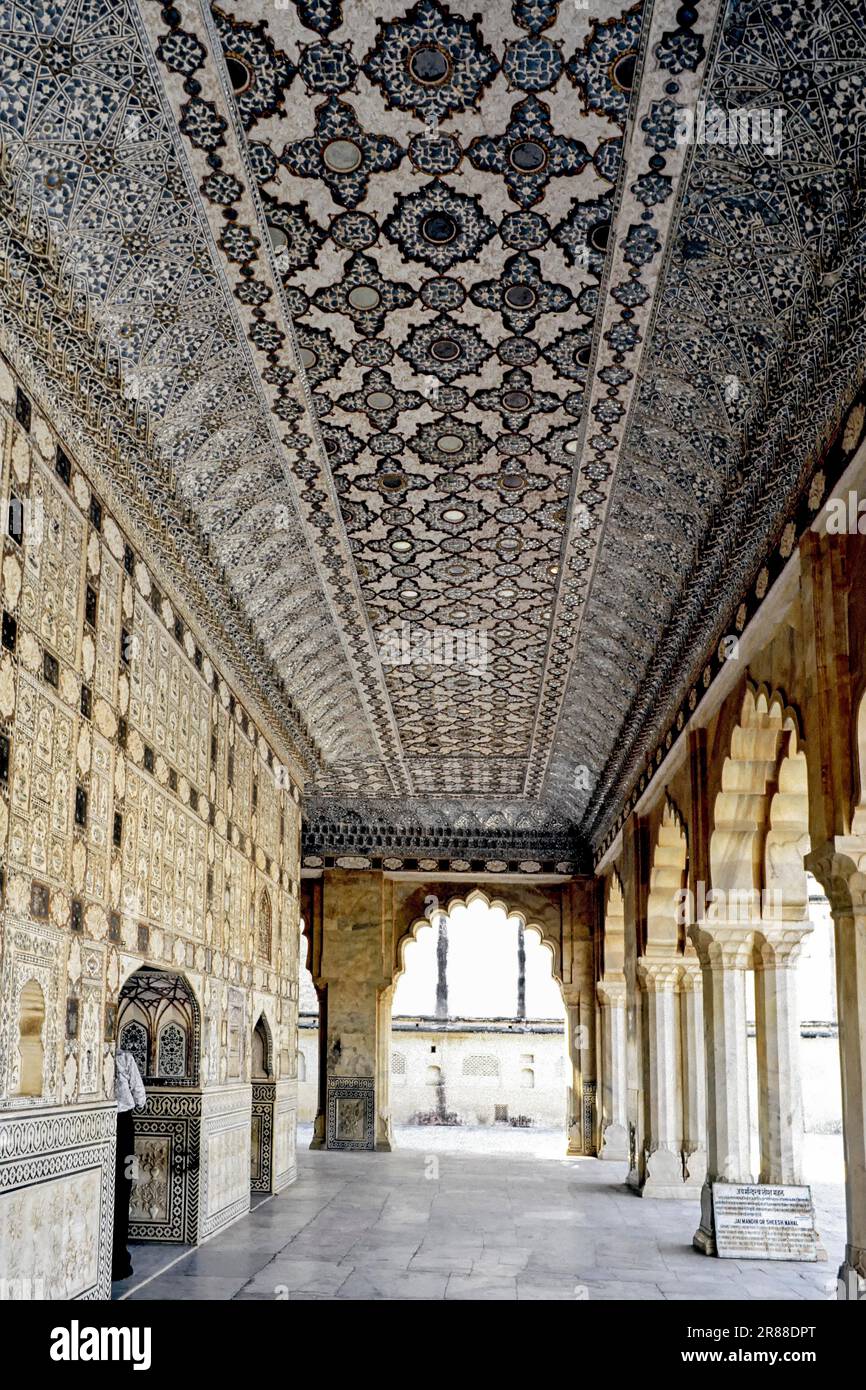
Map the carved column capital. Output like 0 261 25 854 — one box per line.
637 955 680 989
755 924 813 968
688 921 756 970
597 978 627 1007
808 838 866 915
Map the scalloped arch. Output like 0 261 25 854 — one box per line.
395 886 563 989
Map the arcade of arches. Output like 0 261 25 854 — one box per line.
1 0 866 1307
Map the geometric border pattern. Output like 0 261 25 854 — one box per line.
0 1103 116 1299
250 1081 275 1192
128 1097 202 1245
326 1076 375 1151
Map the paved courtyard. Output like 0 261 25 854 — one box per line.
115 1130 845 1302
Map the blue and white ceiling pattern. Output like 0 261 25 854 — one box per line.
0 0 864 865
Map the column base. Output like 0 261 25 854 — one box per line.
599 1123 628 1161
309 1113 326 1150
640 1147 702 1199
693 1225 717 1255
374 1138 393 1152
838 1250 866 1300
693 1181 717 1255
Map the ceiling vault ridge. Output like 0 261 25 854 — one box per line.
527 0 724 800
135 0 412 792
197 0 416 795
547 0 866 836
584 216 866 851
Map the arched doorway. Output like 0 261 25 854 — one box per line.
250 1010 279 1198
116 967 202 1246
389 892 569 1156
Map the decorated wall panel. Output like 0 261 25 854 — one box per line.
0 361 305 1283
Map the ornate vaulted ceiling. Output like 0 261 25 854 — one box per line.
1 0 865 870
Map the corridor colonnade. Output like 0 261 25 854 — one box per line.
301 530 866 1302
594 531 866 1298
0 340 863 1301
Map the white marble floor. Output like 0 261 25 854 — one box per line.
116 1129 845 1301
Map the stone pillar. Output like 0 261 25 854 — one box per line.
300 870 397 1151
831 895 866 1299
565 990 592 1155
621 814 650 1190
799 534 866 1296
375 984 394 1152
809 852 866 1299
691 927 754 1253
755 931 810 1185
680 959 707 1189
579 985 597 1156
638 960 686 1194
597 980 628 1160
309 983 327 1150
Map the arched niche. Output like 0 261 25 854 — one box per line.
601 870 626 983
118 1017 149 1078
117 968 202 1087
711 686 787 907
257 889 273 963
16 978 46 1097
646 799 688 956
710 684 811 923
765 714 811 921
252 1012 273 1080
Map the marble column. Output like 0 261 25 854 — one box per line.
375 984 394 1152
597 980 628 1160
680 959 707 1189
691 926 754 1254
309 983 328 1150
811 853 866 1300
638 960 689 1196
579 985 597 1156
834 898 866 1299
565 989 596 1155
755 930 810 1185
625 985 643 1190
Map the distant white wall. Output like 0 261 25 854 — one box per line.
390 1027 567 1129
295 1022 567 1129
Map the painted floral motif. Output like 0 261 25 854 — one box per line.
313 252 415 336
382 179 496 270
466 96 590 207
213 6 295 128
567 3 644 126
469 250 572 333
363 0 498 123
297 40 358 93
398 313 493 383
472 367 560 431
280 97 404 208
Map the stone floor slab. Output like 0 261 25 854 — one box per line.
117 1141 845 1303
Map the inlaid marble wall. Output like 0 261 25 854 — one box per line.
0 356 304 1296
